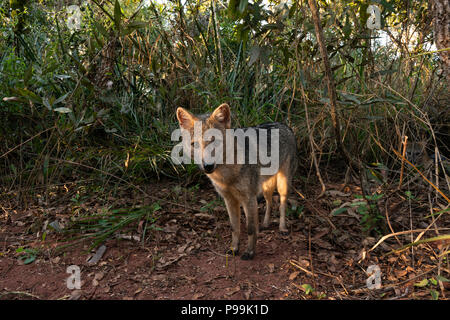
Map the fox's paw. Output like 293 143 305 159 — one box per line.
240 251 255 260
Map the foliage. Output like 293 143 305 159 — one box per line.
58 203 162 251
0 0 448 233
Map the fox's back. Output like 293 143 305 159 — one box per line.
207 122 297 199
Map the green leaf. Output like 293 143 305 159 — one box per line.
436 275 450 282
375 0 394 13
114 0 122 31
152 203 161 212
364 194 384 201
238 0 248 14
235 24 249 43
332 199 342 207
23 255 36 265
340 93 361 105
388 234 450 255
55 74 71 80
414 279 429 287
248 46 261 66
54 93 69 106
369 69 398 78
302 284 313 295
93 20 109 37
43 154 49 177
350 201 367 207
228 0 239 20
357 205 368 215
331 207 348 216
127 21 148 30
424 207 450 218
42 97 52 110
405 191 414 199
289 2 297 18
343 15 351 38
429 278 437 286
430 289 439 300
12 88 42 104
69 54 87 74
53 107 72 113
261 23 282 31
24 64 33 86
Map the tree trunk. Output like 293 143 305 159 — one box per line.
307 0 348 163
431 0 450 80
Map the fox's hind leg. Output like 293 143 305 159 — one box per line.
276 170 289 235
261 176 276 230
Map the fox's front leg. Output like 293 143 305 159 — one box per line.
224 196 241 255
241 196 259 260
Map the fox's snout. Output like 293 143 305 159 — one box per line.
202 162 216 174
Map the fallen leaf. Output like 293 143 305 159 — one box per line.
151 274 166 281
137 220 144 234
312 228 330 240
178 244 188 253
69 290 82 300
326 190 351 197
289 271 300 281
315 239 333 250
395 269 408 278
225 286 240 296
297 259 310 268
162 224 178 233
387 273 397 282
414 279 429 287
95 271 105 280
186 245 196 253
194 213 215 220
193 293 204 299
156 254 186 270
52 257 61 264
87 245 107 265
329 254 339 265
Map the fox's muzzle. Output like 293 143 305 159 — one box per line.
202 162 216 174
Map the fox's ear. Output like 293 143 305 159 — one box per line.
176 107 196 129
210 103 231 128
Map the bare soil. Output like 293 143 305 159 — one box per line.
0 179 449 300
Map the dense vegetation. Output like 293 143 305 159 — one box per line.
1 0 448 231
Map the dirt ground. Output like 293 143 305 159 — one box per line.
0 178 449 300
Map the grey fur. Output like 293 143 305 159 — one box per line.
176 104 298 260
